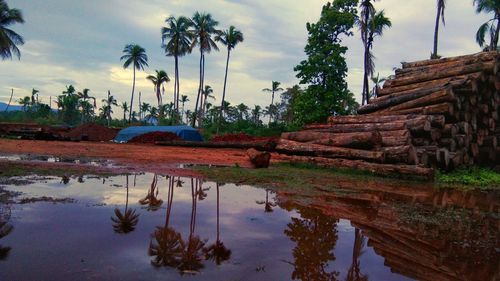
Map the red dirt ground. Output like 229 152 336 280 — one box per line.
211 132 278 143
128 131 181 144
0 139 286 176
63 123 118 142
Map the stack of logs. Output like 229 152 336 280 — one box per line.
277 52 500 177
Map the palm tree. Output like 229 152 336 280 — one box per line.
236 103 249 121
215 26 244 129
204 183 231 265
78 88 95 123
0 0 24 60
262 81 283 123
146 70 170 108
162 16 193 119
140 102 151 121
0 206 13 260
432 0 446 59
200 85 215 120
120 44 149 123
474 0 500 51
139 175 163 212
121 102 128 123
256 189 277 213
18 96 30 112
345 229 369 281
180 95 189 123
370 73 386 99
111 175 140 234
359 0 376 106
31 88 39 104
102 90 118 127
251 105 262 124
190 12 220 127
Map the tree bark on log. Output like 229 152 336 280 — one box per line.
276 139 385 162
281 131 382 149
400 51 498 69
246 148 271 168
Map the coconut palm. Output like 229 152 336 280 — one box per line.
0 206 13 260
102 90 118 127
78 89 95 123
18 96 30 112
200 85 215 120
121 44 149 122
190 12 220 127
345 229 369 281
262 81 283 123
162 16 193 119
149 176 184 268
180 95 189 123
121 102 128 123
204 183 231 265
140 102 151 121
236 103 249 121
31 88 39 104
63 84 76 96
146 70 170 108
370 73 386 99
474 0 500 51
251 105 262 124
0 0 24 60
432 0 446 59
256 189 277 213
359 0 376 105
111 175 140 234
139 175 163 212
215 26 244 130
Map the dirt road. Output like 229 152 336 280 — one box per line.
0 139 280 175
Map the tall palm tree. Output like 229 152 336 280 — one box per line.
162 16 193 119
0 0 24 60
359 0 377 106
121 102 128 123
140 102 151 121
18 96 30 112
111 175 140 234
139 175 163 212
262 81 283 123
180 95 189 123
146 70 170 107
190 12 220 127
200 85 215 120
120 44 149 122
432 0 446 59
31 88 39 104
474 0 500 51
204 183 231 265
251 105 262 124
215 26 244 129
102 90 118 127
78 88 95 123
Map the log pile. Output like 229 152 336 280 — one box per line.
278 52 500 174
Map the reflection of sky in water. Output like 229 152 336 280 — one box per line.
0 173 412 281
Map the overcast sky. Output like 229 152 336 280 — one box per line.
0 0 492 112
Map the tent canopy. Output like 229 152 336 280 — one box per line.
114 125 203 143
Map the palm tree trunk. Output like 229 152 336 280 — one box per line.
494 16 500 50
216 183 220 242
432 5 442 58
129 68 136 123
362 44 370 105
5 88 13 112
199 55 206 124
193 50 204 127
218 48 231 133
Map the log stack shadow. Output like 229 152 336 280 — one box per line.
278 52 500 176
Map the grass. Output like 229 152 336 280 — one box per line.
437 168 500 189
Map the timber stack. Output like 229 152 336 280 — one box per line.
277 51 500 177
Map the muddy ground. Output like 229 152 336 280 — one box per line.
0 139 287 176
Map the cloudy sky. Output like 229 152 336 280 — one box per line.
0 0 492 113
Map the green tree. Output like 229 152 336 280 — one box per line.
215 26 244 129
146 70 170 107
200 85 215 120
474 0 500 51
294 0 359 125
101 90 117 127
18 96 30 112
140 102 151 121
0 0 24 60
262 81 284 123
77 88 95 123
121 44 149 122
162 16 193 118
57 85 80 125
121 102 128 123
251 105 262 125
180 95 189 123
191 12 220 127
432 0 446 59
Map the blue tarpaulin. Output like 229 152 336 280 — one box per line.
114 126 203 143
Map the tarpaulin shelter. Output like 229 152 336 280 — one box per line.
114 126 203 143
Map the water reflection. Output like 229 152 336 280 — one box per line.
111 175 139 234
204 183 231 265
0 206 13 261
139 174 163 211
256 189 277 212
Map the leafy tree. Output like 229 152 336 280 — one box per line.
215 26 244 129
262 81 284 123
200 85 215 120
474 0 500 51
294 0 359 125
0 0 24 60
162 16 193 118
57 85 80 125
77 88 95 123
432 0 446 59
121 44 149 122
251 105 262 125
147 70 170 107
190 12 220 127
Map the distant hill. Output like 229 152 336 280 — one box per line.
0 102 23 112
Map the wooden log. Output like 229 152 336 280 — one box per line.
305 118 431 133
412 138 432 146
439 138 457 152
155 140 276 150
276 139 385 162
380 130 411 147
384 61 497 88
327 114 422 124
382 89 456 113
442 124 458 138
379 145 417 164
359 87 452 114
384 103 455 116
282 155 435 179
281 131 382 149
246 148 271 168
400 51 498 69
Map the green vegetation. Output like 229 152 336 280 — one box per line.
474 0 500 51
120 44 149 123
0 161 115 178
0 0 24 60
437 168 500 188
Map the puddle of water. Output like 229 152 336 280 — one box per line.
0 173 498 281
0 154 115 167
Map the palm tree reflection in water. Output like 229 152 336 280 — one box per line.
0 206 13 260
345 229 369 281
111 175 140 234
139 174 163 211
204 183 231 265
256 189 277 212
